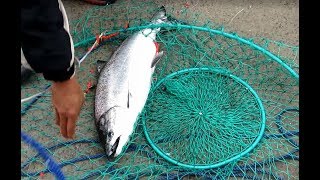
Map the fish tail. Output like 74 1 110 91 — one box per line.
150 6 169 25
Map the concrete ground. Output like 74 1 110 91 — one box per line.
63 0 299 46
63 0 299 178
21 0 299 179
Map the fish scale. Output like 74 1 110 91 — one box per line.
94 6 168 157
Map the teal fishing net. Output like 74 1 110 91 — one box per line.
21 1 299 179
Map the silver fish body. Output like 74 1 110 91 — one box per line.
95 7 167 158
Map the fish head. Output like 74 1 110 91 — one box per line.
151 6 167 23
97 106 136 159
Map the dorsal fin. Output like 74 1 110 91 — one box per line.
127 91 130 108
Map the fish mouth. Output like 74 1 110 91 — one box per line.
107 136 121 160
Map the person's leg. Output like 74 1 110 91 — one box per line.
83 0 117 6
21 65 33 82
21 48 34 82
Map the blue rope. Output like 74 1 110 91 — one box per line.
21 86 299 180
21 139 104 177
229 108 299 179
21 131 65 179
21 134 298 179
275 108 299 147
21 142 142 177
264 130 298 139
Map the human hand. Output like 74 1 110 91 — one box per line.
51 76 85 139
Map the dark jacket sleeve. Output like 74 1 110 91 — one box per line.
21 0 75 82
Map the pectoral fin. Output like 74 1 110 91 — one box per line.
97 60 107 73
151 51 164 68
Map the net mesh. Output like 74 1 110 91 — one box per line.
21 1 299 179
142 67 266 169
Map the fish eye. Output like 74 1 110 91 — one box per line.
108 132 114 138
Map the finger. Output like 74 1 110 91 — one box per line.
67 113 77 139
59 114 68 139
82 93 86 104
55 107 60 126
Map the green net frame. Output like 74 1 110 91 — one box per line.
21 1 299 179
142 67 266 169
